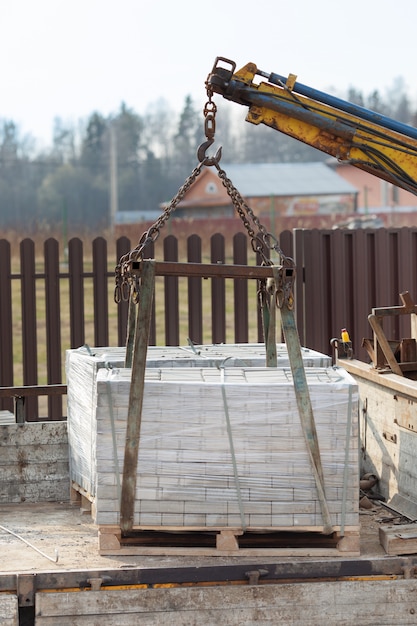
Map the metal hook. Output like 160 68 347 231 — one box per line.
197 139 222 166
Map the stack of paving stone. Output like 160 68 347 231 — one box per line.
66 343 331 497
66 348 359 532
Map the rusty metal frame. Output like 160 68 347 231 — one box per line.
120 259 332 537
2 556 417 600
368 291 417 375
0 385 67 423
120 259 276 533
129 260 275 279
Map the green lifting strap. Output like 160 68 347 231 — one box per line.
271 266 333 535
120 260 155 533
261 287 278 367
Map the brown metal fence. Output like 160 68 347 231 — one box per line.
1 226 417 421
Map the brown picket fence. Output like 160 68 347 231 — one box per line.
1 226 417 420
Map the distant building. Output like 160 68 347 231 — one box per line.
328 160 417 213
328 160 417 228
115 209 160 225
172 162 358 223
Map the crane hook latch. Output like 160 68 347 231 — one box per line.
197 139 222 166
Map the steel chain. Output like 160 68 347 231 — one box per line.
114 161 205 303
203 82 217 138
114 85 295 308
214 164 291 266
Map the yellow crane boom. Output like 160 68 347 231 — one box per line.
206 57 417 195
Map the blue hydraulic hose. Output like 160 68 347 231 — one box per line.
261 70 417 141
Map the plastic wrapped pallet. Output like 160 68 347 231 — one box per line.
69 365 359 532
66 344 331 495
66 343 331 371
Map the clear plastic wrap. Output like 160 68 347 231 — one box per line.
67 355 359 531
66 343 331 496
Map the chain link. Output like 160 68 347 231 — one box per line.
114 161 205 303
203 82 217 142
214 163 292 267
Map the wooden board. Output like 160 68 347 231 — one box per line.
340 359 417 504
98 524 360 557
35 579 417 625
380 523 417 555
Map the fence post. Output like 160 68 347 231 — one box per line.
20 238 38 420
187 234 203 344
68 237 85 349
0 239 13 411
164 235 179 345
93 237 109 347
233 232 248 343
211 233 226 344
116 236 131 348
44 238 63 420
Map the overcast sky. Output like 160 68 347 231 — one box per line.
3 0 417 147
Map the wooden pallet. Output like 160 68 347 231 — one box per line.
69 482 360 556
98 524 360 557
70 481 93 515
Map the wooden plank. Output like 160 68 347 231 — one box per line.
379 523 417 555
35 579 417 625
339 358 417 505
0 594 18 626
98 526 360 557
400 339 417 363
341 358 417 397
372 291 417 317
101 524 359 533
368 314 403 376
99 546 359 558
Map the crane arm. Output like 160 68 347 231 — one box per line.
206 58 417 196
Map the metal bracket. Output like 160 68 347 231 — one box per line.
245 569 269 585
17 573 35 607
286 73 297 91
402 565 417 579
87 577 104 591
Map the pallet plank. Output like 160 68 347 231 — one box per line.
98 525 360 557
